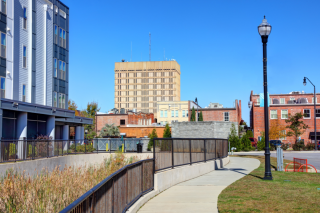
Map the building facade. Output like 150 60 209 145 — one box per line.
0 0 92 140
96 111 155 133
188 100 242 124
114 61 181 117
249 91 320 144
157 101 194 125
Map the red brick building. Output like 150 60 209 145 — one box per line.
96 111 154 133
249 90 320 144
189 100 242 124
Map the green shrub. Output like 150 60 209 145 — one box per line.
281 143 289 150
147 129 158 151
292 140 305 151
69 143 95 153
257 132 265 151
229 124 241 151
240 134 252 151
305 143 315 150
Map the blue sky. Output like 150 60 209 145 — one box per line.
65 0 320 126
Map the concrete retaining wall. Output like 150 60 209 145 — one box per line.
171 121 238 139
128 156 230 213
0 153 153 178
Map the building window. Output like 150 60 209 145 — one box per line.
290 98 295 100
312 97 318 103
54 25 58 44
303 109 311 119
270 110 277 119
175 110 178 117
23 46 27 68
280 98 285 104
160 110 163 118
1 32 5 58
182 110 186 117
171 110 174 117
281 110 288 119
164 110 167 118
316 109 320 118
120 120 125 125
60 28 66 48
257 98 260 105
23 7 27 29
59 93 65 108
59 61 66 80
54 59 57 77
280 130 286 140
53 92 57 107
0 77 5 98
224 112 229 121
22 84 26 102
1 0 6 14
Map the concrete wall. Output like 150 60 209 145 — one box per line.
0 153 152 178
171 121 238 139
128 156 230 213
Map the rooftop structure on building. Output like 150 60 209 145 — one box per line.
207 102 223 108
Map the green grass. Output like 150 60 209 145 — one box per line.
218 155 320 213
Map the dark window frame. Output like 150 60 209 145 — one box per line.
120 119 126 125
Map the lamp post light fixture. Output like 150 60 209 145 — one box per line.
303 77 318 150
85 129 88 140
258 16 273 180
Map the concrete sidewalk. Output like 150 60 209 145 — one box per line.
138 157 260 213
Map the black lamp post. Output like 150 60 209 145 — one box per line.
258 16 273 180
195 98 198 122
303 77 318 150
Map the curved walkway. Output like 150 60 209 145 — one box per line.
138 157 260 213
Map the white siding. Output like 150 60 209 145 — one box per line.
46 6 53 106
5 0 14 99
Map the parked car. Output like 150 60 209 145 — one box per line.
249 138 257 147
269 140 282 146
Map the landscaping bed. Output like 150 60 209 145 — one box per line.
218 155 320 212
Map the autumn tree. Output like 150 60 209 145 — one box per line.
81 101 101 140
285 112 309 143
269 119 287 140
68 99 80 116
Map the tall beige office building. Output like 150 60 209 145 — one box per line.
114 61 181 118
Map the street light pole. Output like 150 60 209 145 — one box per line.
303 77 317 150
258 16 273 180
195 98 198 122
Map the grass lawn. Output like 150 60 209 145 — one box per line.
218 155 320 213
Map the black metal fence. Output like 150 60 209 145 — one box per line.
60 159 154 213
153 138 228 172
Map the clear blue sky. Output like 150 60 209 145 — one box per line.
65 0 320 126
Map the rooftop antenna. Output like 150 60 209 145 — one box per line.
164 48 165 61
131 42 132 62
149 32 151 61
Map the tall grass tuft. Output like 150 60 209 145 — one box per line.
0 152 137 212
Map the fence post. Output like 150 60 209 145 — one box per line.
204 139 206 162
171 139 174 169
153 138 155 173
215 140 217 160
85 139 87 154
14 140 17 162
189 140 192 165
75 139 77 155
124 138 126 153
141 161 143 193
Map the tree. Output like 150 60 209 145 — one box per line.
190 107 196 121
246 130 254 138
163 123 171 138
199 111 203 121
240 133 252 151
81 101 101 140
269 119 287 140
147 129 158 151
285 112 309 143
99 124 120 137
68 99 80 116
229 124 241 151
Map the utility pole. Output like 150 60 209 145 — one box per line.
149 33 151 61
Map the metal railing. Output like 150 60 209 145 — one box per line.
0 138 142 163
153 138 229 172
60 159 154 213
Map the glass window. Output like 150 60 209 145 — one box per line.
303 109 311 118
281 110 288 119
280 98 285 104
257 98 260 105
54 25 58 44
23 7 27 29
290 98 295 100
182 110 185 117
60 28 63 47
175 110 178 117
171 110 174 117
63 62 66 80
316 109 320 118
54 59 57 77
270 110 277 119
2 0 6 14
53 92 57 107
59 93 62 108
160 110 163 118
1 32 5 58
224 112 229 121
23 46 27 68
22 85 26 102
164 110 167 118
63 30 66 48
312 97 318 103
280 130 286 140
0 77 5 98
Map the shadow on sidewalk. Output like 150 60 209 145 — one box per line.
218 167 264 179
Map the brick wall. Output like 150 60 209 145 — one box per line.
201 109 238 122
96 115 129 132
118 127 166 138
